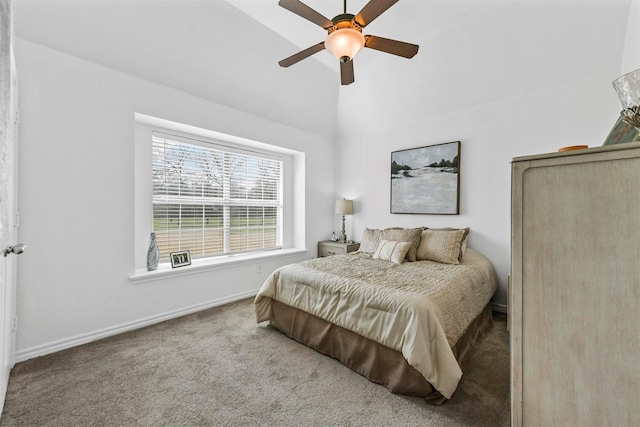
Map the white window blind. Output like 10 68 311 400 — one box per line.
152 132 283 262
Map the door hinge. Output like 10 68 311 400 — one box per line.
12 317 18 331
14 109 19 124
15 212 20 228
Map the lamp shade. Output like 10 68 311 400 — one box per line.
325 29 365 62
335 199 353 215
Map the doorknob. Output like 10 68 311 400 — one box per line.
3 244 26 257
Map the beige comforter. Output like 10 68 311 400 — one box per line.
254 248 498 399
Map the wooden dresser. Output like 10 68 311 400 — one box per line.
510 143 640 426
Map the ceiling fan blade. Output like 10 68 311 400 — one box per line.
354 0 399 27
364 35 419 58
278 0 334 29
279 42 326 67
340 60 355 85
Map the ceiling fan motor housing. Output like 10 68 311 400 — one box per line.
328 13 361 31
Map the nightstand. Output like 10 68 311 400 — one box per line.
317 241 360 257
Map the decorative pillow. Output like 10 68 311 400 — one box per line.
359 228 383 253
383 227 422 262
373 240 412 264
416 228 469 264
426 227 470 259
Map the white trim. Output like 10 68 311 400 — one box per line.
130 248 307 284
134 114 305 273
136 113 300 156
15 290 259 363
15 289 509 363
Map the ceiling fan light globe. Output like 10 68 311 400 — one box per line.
325 28 365 62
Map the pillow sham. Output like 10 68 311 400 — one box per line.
383 227 422 262
416 228 468 264
373 240 412 264
359 228 383 253
426 227 470 259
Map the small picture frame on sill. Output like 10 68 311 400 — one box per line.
170 250 191 268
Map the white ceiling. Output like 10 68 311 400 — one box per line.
12 0 632 139
231 0 491 69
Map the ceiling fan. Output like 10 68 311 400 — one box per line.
278 0 419 85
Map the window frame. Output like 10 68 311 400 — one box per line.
132 114 306 282
151 131 284 260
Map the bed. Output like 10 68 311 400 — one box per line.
254 227 499 403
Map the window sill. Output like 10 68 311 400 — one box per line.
129 248 309 284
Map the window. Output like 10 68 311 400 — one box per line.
132 114 306 279
151 132 283 262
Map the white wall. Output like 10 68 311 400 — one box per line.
334 76 622 308
14 39 335 359
621 0 640 73
12 0 638 359
333 0 632 308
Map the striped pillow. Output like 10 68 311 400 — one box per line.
373 240 412 264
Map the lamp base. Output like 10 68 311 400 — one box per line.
339 215 347 243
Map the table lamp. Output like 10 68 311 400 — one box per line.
335 199 353 243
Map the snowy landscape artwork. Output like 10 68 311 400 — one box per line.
391 141 460 214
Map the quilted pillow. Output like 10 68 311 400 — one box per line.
427 227 470 259
383 227 422 262
373 240 412 264
359 228 383 253
416 228 469 264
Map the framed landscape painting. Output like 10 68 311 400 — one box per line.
391 141 460 215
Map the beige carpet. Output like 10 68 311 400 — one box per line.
1 298 510 426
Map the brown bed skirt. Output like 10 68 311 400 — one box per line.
267 299 494 404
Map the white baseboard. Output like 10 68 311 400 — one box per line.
15 290 258 363
16 293 510 363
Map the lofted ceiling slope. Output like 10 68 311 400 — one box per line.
13 0 341 138
13 0 633 140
